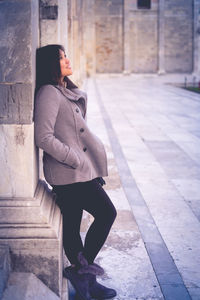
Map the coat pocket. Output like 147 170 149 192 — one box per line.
64 147 81 169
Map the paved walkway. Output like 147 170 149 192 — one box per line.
69 74 200 300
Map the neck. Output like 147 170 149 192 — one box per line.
59 78 67 88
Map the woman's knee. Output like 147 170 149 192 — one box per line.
110 205 117 224
100 204 117 227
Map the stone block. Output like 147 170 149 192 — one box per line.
0 0 38 123
160 283 192 300
0 181 63 296
40 20 58 46
40 5 58 20
2 272 60 300
0 83 33 124
129 12 158 73
0 0 36 83
40 0 58 6
96 16 123 73
0 124 38 198
95 0 123 15
164 0 193 73
0 245 11 299
57 0 68 49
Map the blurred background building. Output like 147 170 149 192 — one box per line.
40 0 200 80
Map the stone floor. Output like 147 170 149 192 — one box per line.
68 74 200 300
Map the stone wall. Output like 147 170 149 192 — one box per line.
39 0 86 86
0 1 63 296
129 0 159 73
92 0 199 74
38 0 199 76
164 0 193 73
67 0 87 85
0 0 38 197
95 0 123 73
194 0 200 74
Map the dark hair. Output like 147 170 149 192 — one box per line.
35 44 78 93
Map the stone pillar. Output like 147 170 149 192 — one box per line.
193 0 200 76
39 0 68 49
83 0 96 76
158 0 165 74
58 0 68 48
123 0 131 74
0 0 63 296
67 0 86 85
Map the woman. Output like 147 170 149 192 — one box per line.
34 44 117 300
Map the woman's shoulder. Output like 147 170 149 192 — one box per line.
36 84 61 101
37 84 59 95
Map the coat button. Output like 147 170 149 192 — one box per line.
80 128 84 133
83 147 87 152
76 108 79 113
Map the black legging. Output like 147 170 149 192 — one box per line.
52 178 117 266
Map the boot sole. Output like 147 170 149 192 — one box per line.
92 295 116 300
91 290 117 300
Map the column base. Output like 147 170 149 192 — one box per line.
0 180 63 296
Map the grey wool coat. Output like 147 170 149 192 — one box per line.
34 84 108 185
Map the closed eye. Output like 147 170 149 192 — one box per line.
59 54 67 60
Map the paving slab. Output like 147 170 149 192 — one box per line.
2 272 60 300
68 74 200 300
78 74 200 300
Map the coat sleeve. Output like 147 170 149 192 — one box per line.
34 85 80 168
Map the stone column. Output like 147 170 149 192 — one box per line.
158 0 165 74
193 0 200 76
39 0 68 49
123 0 131 74
0 0 63 296
83 0 96 76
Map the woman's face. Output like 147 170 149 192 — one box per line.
59 49 73 79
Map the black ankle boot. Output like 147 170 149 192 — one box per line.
63 252 105 300
63 266 92 300
88 274 117 299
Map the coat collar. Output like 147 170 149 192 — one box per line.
54 85 87 118
55 85 85 102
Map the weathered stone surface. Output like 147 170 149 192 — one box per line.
0 83 33 124
0 181 63 296
89 74 200 299
164 0 193 73
193 0 200 74
40 5 58 20
95 0 123 73
129 11 158 73
0 0 63 297
39 0 68 54
2 272 60 300
0 124 38 198
0 245 11 299
67 0 86 85
40 20 59 46
83 0 96 76
95 0 123 15
40 0 58 5
0 0 38 123
95 12 123 72
0 0 33 83
0 180 61 237
85 0 198 74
